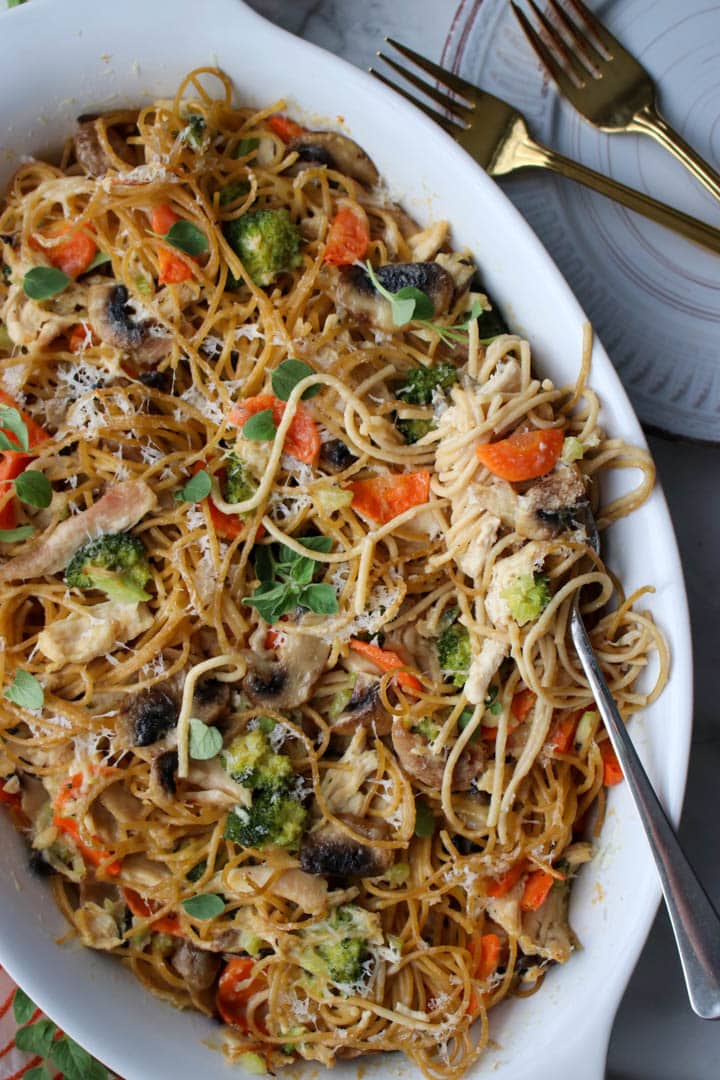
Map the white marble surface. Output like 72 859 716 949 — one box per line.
246 1 720 1077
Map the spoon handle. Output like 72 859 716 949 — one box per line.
570 606 720 1019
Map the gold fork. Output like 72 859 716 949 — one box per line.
512 0 720 202
370 40 720 254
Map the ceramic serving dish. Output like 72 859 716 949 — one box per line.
0 1 693 1077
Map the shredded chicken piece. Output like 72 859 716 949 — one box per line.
320 729 379 816
465 638 508 706
0 480 157 581
38 600 153 663
226 864 328 915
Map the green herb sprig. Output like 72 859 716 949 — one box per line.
0 405 52 512
22 266 70 300
188 717 223 761
10 987 109 1080
243 534 338 624
271 358 321 402
164 220 208 257
4 669 44 710
175 469 212 503
181 893 225 919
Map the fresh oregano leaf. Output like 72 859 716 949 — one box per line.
13 986 36 1025
15 1018 57 1057
4 669 44 710
24 1067 52 1080
0 524 34 544
271 358 321 402
188 717 223 761
51 1034 108 1080
394 286 434 322
242 408 276 441
23 266 70 300
15 470 52 508
294 534 333 555
414 798 436 838
0 405 29 451
299 582 338 615
181 893 225 919
175 469 212 503
85 250 111 272
165 221 208 257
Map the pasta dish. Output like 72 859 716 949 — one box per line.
0 69 668 1079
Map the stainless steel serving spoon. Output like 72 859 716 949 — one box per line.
573 509 720 1019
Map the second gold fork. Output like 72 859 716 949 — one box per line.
371 39 720 255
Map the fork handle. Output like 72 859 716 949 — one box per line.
512 134 720 254
629 103 720 204
570 606 720 1020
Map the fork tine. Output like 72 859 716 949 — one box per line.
525 0 594 82
511 3 585 97
384 38 477 103
564 0 616 57
368 68 464 135
376 51 474 122
545 0 609 68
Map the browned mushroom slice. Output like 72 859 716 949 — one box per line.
515 467 588 540
288 131 379 187
243 628 330 710
319 438 357 474
192 677 231 724
128 687 179 747
88 283 171 366
391 715 487 791
74 118 135 178
330 673 390 736
336 262 454 333
300 814 393 877
170 940 223 991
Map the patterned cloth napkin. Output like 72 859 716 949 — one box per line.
0 966 117 1079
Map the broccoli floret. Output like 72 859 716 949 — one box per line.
223 728 307 850
396 362 458 405
223 208 302 287
181 114 207 151
65 533 151 603
501 573 551 626
412 717 440 741
395 417 435 445
437 620 472 688
224 790 308 850
222 728 293 789
224 453 257 504
298 905 372 989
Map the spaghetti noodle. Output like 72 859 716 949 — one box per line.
0 68 667 1079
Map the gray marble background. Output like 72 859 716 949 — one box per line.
246 1 720 1077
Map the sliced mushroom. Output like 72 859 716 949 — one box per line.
88 283 171 366
391 716 487 791
516 467 588 539
300 813 393 877
171 940 222 991
74 118 134 178
336 262 454 333
319 438 357 473
330 673 390 736
153 750 179 796
128 687 179 747
288 131 379 187
192 677 231 724
243 627 330 710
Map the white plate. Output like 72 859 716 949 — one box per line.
444 0 720 444
0 1 693 1078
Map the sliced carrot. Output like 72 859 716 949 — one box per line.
469 933 501 982
265 628 283 650
67 322 100 352
600 740 623 786
123 888 184 937
228 393 320 466
267 114 307 143
347 470 430 525
511 688 536 723
0 453 31 530
349 638 422 695
217 957 266 1031
0 390 49 449
190 460 264 542
324 204 370 266
476 428 564 483
548 709 582 755
52 816 121 876
486 859 528 898
150 203 194 284
520 870 555 912
467 990 480 1017
30 222 97 278
53 764 120 813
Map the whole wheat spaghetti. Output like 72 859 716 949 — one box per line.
0 69 667 1079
